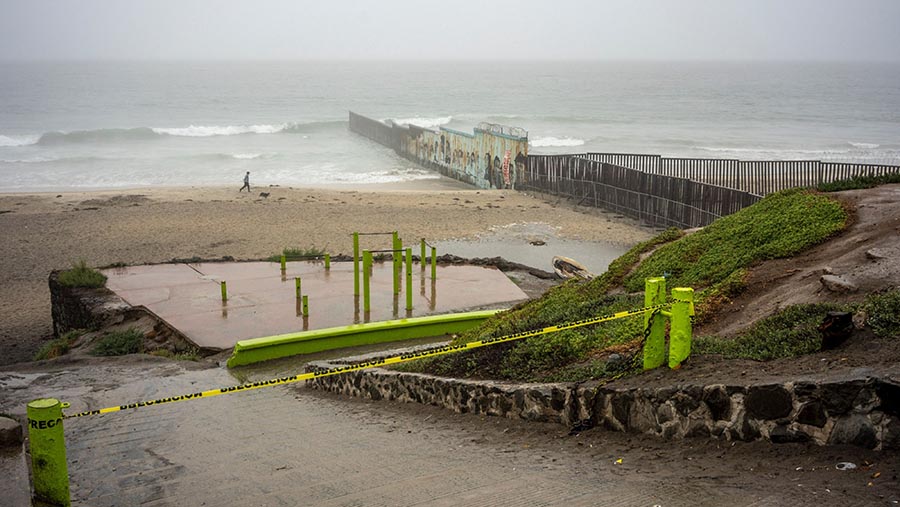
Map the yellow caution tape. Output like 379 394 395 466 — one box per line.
63 303 669 419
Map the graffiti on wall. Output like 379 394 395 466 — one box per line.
401 122 528 190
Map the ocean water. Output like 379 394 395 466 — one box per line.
1 61 898 192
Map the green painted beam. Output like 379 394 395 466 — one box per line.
226 309 501 368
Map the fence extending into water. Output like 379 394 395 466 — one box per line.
350 111 900 228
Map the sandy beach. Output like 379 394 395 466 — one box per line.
0 180 654 365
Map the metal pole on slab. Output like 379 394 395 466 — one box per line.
362 250 372 313
431 247 437 280
280 254 286 272
220 281 227 302
420 239 426 269
405 248 413 311
295 277 301 299
302 295 309 317
353 232 360 296
324 254 330 270
27 398 70 506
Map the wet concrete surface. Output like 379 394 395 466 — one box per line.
433 223 629 275
2 354 892 506
103 261 527 350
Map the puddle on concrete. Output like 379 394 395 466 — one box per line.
0 445 31 506
434 223 630 275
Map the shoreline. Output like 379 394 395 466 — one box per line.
0 184 655 365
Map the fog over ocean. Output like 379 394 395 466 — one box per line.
1 61 898 192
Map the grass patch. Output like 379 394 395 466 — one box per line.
401 190 849 382
864 289 900 338
694 303 848 361
33 330 83 361
91 328 143 356
58 260 107 288
267 246 327 262
623 189 847 293
817 172 900 192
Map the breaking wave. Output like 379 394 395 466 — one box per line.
10 121 344 146
848 142 880 149
391 116 453 128
530 136 585 147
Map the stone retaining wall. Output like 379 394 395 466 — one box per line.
306 349 899 451
49 270 200 353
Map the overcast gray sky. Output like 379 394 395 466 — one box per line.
1 0 899 62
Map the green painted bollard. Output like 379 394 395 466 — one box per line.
220 281 227 302
302 295 309 317
405 248 413 311
362 250 372 313
420 239 426 269
295 277 301 299
27 398 70 506
642 277 667 370
353 232 360 296
280 254 286 271
391 231 399 289
669 287 694 369
430 247 437 280
324 254 330 270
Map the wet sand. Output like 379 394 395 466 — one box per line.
0 180 654 365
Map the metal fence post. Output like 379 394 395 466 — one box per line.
405 248 412 311
220 281 227 303
27 398 70 506
353 232 360 297
668 287 694 369
362 250 372 313
642 277 667 370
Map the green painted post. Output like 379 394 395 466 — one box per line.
642 277 667 370
668 287 694 369
295 277 301 299
280 254 286 271
220 281 227 302
353 232 360 296
362 250 372 313
324 254 330 270
27 398 70 506
302 295 309 317
391 231 399 290
430 247 437 280
420 239 426 269
405 248 413 311
395 237 403 294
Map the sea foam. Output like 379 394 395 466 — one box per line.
392 116 453 128
849 142 880 149
0 134 40 147
153 124 285 137
530 136 585 148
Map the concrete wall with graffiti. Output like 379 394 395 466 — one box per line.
349 111 528 190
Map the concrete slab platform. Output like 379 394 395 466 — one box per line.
103 261 527 350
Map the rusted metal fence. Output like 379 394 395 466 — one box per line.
523 155 761 228
587 152 899 196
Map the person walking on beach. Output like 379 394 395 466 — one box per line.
239 171 250 192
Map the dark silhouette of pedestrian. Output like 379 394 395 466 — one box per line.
239 171 250 192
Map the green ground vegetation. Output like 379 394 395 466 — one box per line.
33 330 83 361
817 172 900 192
398 189 851 382
58 260 107 288
91 328 144 356
267 246 327 262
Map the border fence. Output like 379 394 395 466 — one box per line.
349 111 899 228
523 155 760 228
